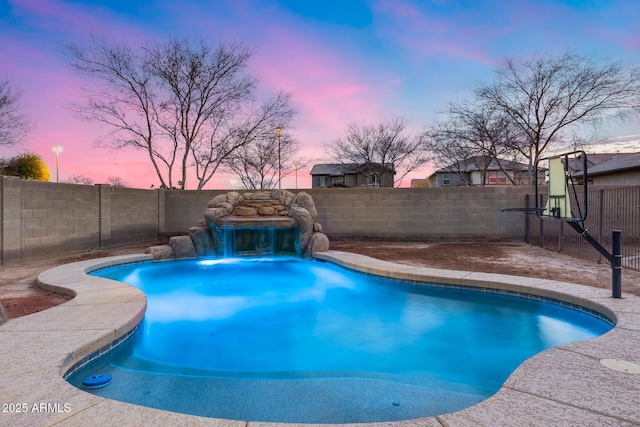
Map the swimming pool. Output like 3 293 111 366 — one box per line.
67 256 612 423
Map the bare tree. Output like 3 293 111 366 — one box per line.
67 36 168 187
477 51 640 183
68 36 293 190
146 39 257 189
64 174 93 185
0 79 34 146
329 117 429 187
193 92 296 189
224 125 301 189
107 176 128 187
426 100 525 186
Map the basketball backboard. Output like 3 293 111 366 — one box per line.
535 151 588 222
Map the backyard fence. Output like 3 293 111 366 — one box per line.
3 175 639 270
0 177 528 264
526 185 640 271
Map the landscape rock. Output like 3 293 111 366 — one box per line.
204 207 229 228
217 202 234 214
234 206 258 216
289 206 314 255
291 191 318 221
243 191 272 200
258 206 276 216
207 194 228 208
272 189 296 206
189 227 216 257
169 236 197 259
306 232 330 257
313 222 323 233
145 244 176 261
227 191 242 205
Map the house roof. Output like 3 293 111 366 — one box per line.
434 156 529 173
310 164 353 176
586 152 640 176
310 163 395 176
568 152 635 173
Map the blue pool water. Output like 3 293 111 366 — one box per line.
68 256 612 423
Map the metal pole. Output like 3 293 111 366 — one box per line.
276 127 281 189
567 221 623 299
52 146 63 183
539 194 544 248
525 194 529 243
612 230 622 298
597 188 604 264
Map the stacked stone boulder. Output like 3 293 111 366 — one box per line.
146 189 329 260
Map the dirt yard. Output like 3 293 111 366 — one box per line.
0 245 150 319
330 241 640 295
1 241 639 320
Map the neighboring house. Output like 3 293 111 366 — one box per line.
567 153 628 174
310 163 395 188
427 156 533 187
567 152 634 181
582 152 640 186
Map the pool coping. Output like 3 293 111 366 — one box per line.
0 250 638 426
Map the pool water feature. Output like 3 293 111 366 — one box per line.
216 223 299 255
68 256 612 423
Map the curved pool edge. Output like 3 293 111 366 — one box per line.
0 251 638 426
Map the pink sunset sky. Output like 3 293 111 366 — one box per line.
1 0 639 189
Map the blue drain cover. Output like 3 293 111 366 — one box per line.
82 373 112 389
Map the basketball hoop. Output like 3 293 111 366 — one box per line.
502 151 622 298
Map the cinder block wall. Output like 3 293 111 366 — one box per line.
1 178 100 262
165 190 224 234
306 187 528 240
0 177 163 264
1 177 22 262
163 187 529 241
0 178 529 264
109 186 164 246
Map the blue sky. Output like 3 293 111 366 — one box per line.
1 0 639 188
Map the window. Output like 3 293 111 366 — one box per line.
443 173 450 186
314 175 328 187
369 173 380 186
487 172 507 185
516 171 532 184
331 176 344 185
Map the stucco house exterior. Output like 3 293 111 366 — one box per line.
584 152 640 186
310 163 395 188
563 152 639 185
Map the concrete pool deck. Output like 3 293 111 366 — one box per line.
1 250 639 426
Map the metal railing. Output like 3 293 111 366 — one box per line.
526 186 640 271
